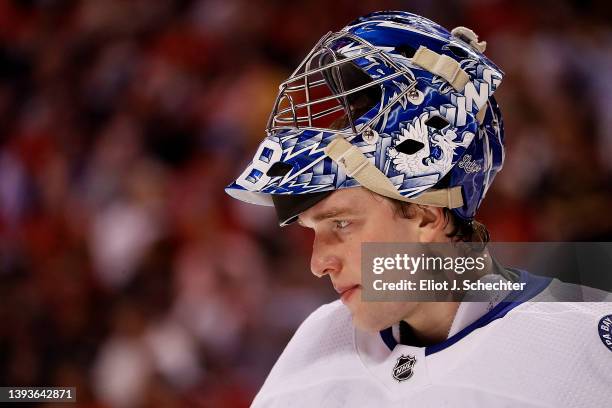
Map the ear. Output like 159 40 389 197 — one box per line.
416 206 449 243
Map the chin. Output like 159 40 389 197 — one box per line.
348 301 416 332
350 306 395 333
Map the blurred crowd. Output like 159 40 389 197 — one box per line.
0 0 610 406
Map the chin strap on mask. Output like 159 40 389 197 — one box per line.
325 137 464 209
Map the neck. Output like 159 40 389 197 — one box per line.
401 301 460 346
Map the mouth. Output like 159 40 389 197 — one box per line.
334 284 360 303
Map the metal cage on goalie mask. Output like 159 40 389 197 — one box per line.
226 11 505 225
267 30 419 136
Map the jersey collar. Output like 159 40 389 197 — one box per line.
379 270 551 355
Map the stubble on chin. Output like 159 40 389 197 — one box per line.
350 301 419 333
349 303 396 333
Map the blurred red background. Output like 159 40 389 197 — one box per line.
0 0 611 406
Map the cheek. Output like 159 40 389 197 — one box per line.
342 236 362 280
365 215 419 243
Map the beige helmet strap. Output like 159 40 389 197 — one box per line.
324 137 464 209
411 46 470 92
475 103 488 124
451 26 487 53
411 45 489 124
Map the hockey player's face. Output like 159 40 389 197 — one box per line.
298 187 435 332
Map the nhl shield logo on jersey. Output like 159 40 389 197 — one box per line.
598 314 612 352
392 354 417 382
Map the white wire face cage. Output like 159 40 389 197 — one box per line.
266 31 418 137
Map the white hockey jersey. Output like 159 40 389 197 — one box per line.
253 271 612 407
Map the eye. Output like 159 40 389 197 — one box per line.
333 220 351 230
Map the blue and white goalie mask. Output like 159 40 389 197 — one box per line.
226 11 505 225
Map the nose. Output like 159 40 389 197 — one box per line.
310 233 342 278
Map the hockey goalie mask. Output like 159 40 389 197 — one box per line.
226 11 505 225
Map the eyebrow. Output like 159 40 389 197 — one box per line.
300 207 355 226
